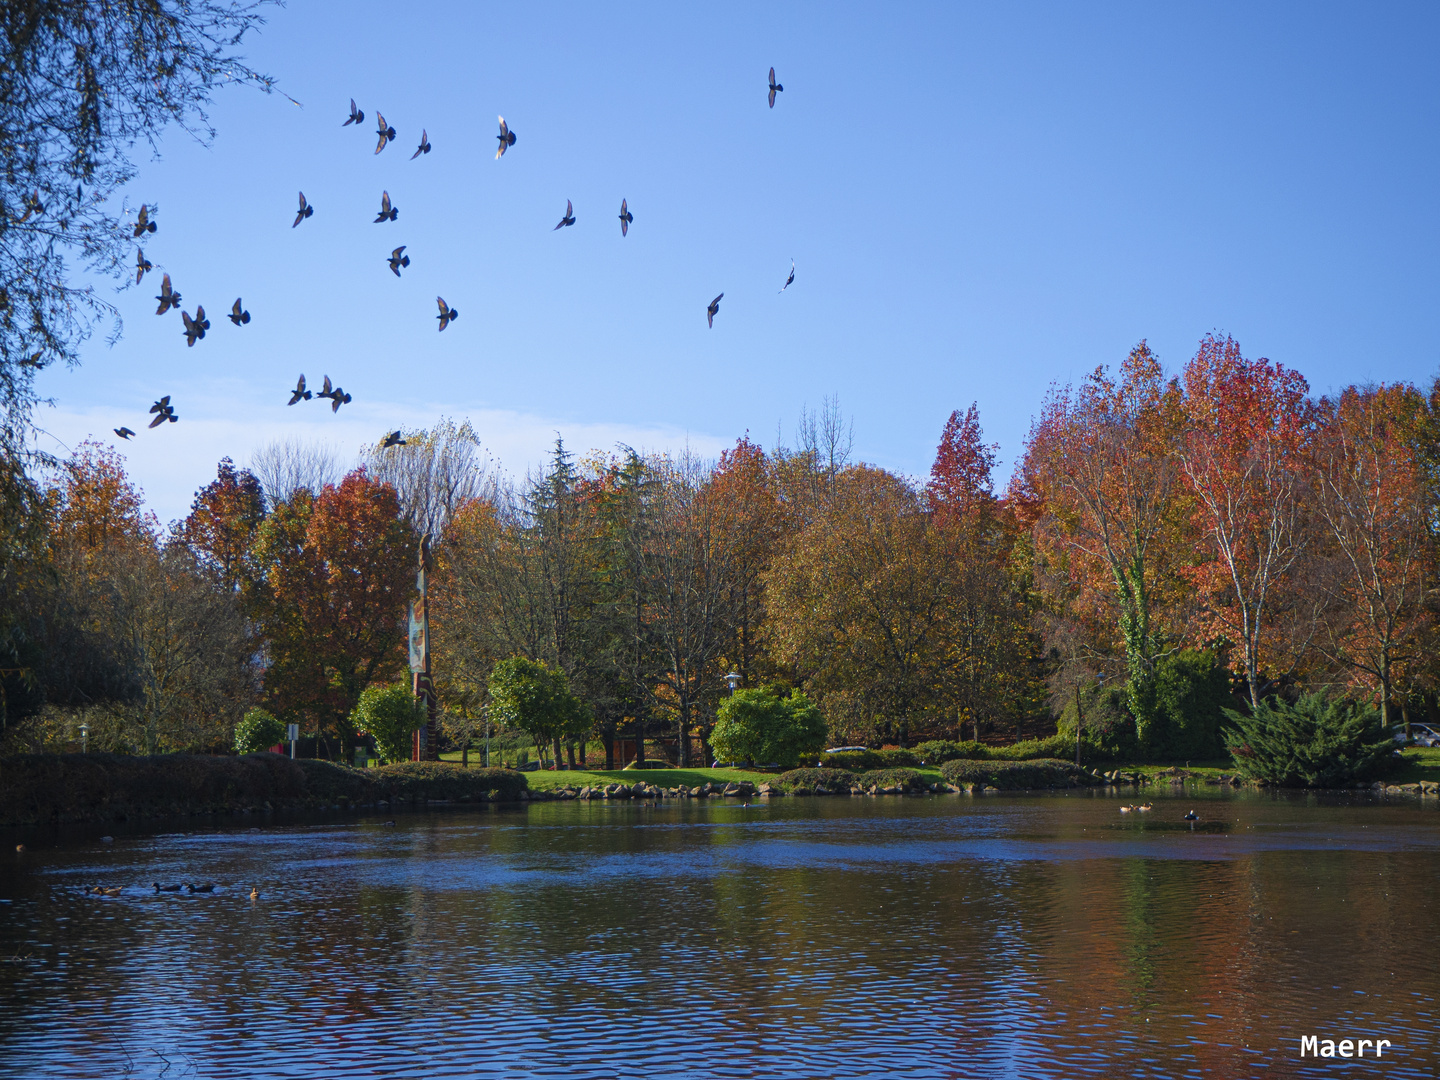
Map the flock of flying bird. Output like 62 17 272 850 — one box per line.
111 68 791 449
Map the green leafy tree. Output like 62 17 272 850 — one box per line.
487 657 588 766
234 708 284 755
351 683 425 764
710 687 827 768
1223 693 1394 788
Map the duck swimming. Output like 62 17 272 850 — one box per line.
153 883 181 892
184 883 216 894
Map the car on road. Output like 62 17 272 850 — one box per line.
1392 723 1440 747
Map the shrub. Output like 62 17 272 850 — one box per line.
990 735 1077 761
351 683 425 764
1223 693 1394 788
1151 649 1231 759
874 747 919 767
857 767 928 791
712 688 827 769
234 708 285 755
367 762 528 803
939 758 1096 790
489 657 589 752
1056 681 1137 761
774 767 853 794
820 749 880 771
913 739 988 764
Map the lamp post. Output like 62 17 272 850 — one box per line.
80 722 88 754
724 671 740 695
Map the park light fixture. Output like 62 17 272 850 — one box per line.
724 671 740 694
80 722 89 754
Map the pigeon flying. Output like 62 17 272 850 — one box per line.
768 67 783 108
180 306 210 347
707 293 723 328
135 249 152 284
149 395 170 414
229 298 250 326
318 375 334 399
374 191 398 223
388 246 410 277
343 98 364 126
154 273 180 315
293 191 313 228
436 296 459 331
495 116 516 158
114 427 135 440
287 374 311 406
780 260 795 292
618 198 632 237
411 129 431 159
382 431 406 448
132 204 157 237
330 388 352 413
554 199 575 230
375 112 396 154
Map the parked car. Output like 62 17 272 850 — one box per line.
1392 723 1440 747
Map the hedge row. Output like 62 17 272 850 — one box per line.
938 758 1098 790
0 753 529 825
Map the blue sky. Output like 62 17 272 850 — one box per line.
31 1 1440 523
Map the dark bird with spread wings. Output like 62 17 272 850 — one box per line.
181 306 210 347
154 273 180 315
412 130 431 159
374 191 398 223
148 396 177 427
229 298 250 326
707 293 723 328
114 427 135 440
287 374 311 406
388 246 410 277
343 98 364 126
768 67 783 108
132 204 157 237
780 260 795 292
135 249 152 284
293 191 313 228
375 113 396 154
382 431 406 449
618 198 632 237
496 116 516 158
317 375 334 400
436 296 459 331
330 387 352 413
554 199 575 230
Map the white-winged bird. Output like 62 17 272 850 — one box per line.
388 246 410 277
436 296 458 331
707 293 723 328
114 427 135 440
287 374 311 406
554 199 575 230
618 198 632 237
229 298 250 326
495 116 516 158
181 306 210 347
132 204 157 237
374 191 398 223
293 191 313 228
411 129 431 159
330 388 352 413
375 112 396 154
135 249 152 284
154 273 180 315
382 431 406 448
780 260 794 292
768 67 783 108
343 98 364 126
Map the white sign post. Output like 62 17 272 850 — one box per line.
287 723 299 760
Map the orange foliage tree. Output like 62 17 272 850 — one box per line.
177 457 265 592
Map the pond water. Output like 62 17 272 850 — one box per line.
2 790 1438 1079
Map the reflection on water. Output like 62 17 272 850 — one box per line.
2 792 1438 1078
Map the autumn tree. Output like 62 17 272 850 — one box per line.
1177 334 1313 710
362 418 495 539
177 457 265 592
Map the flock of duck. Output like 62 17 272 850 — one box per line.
1118 804 1202 821
110 67 793 450
81 883 261 899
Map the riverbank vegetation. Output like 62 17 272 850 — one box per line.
5 342 1440 790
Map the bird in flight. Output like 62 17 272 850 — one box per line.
496 116 516 158
411 129 431 159
554 199 575 230
135 249 152 284
618 198 632 237
375 112 396 154
154 273 180 315
317 375 335 400
132 204 157 237
229 298 250 326
293 192 313 228
114 427 135 440
768 67 783 108
382 431 406 448
343 98 364 126
707 293 723 328
388 246 410 277
780 260 795 292
148 396 177 427
287 374 311 405
374 191 398 223
436 296 459 331
330 387 353 413
181 306 210 347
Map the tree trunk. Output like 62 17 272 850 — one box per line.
553 736 563 770
603 728 614 770
677 701 689 768
567 742 577 769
